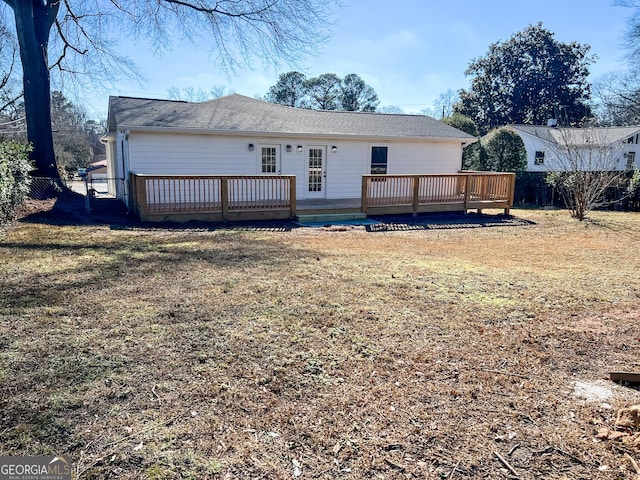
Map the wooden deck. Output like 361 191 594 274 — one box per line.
296 198 362 215
129 172 515 222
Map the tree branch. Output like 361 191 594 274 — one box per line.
0 90 23 114
161 0 278 18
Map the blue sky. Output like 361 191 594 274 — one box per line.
83 0 632 118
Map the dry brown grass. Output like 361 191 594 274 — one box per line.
1 204 640 479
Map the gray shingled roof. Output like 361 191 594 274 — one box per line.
107 94 475 141
509 124 640 146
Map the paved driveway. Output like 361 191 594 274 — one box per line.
69 180 88 195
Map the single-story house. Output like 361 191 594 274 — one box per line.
506 123 640 172
102 94 477 208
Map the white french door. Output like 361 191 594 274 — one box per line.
306 146 326 198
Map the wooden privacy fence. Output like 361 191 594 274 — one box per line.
361 172 516 215
130 173 296 222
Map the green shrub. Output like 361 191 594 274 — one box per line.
466 128 527 172
628 170 640 198
483 128 527 172
0 140 32 225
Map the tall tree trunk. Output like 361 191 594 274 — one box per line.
8 1 59 179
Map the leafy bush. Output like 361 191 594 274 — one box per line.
483 128 528 172
466 128 527 172
0 140 32 225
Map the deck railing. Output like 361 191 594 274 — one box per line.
362 172 515 215
129 172 515 222
130 173 296 221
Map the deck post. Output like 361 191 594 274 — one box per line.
128 173 137 216
220 176 229 221
133 174 148 220
412 174 420 216
506 173 515 215
361 176 368 214
289 176 297 218
463 174 471 213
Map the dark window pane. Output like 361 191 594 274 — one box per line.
371 146 388 174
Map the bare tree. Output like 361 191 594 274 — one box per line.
544 128 632 220
617 0 640 64
599 3 640 124
167 85 234 102
433 89 459 118
593 70 640 125
1 0 338 178
0 20 21 116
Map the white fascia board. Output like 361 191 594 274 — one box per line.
118 125 474 143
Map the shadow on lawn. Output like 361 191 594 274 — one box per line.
366 212 536 232
19 191 536 232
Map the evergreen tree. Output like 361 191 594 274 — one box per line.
457 23 593 135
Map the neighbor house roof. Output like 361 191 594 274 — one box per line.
107 94 475 142
509 124 640 146
91 159 107 167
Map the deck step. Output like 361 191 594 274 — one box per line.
296 212 368 223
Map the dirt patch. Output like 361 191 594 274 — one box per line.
16 198 58 218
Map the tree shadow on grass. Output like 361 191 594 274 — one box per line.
20 191 298 232
366 212 536 232
19 190 132 227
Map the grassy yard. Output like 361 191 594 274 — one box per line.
1 203 640 479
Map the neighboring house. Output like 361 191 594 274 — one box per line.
86 158 108 195
102 94 475 205
506 124 640 172
87 158 107 182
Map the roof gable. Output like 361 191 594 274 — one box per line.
107 94 475 141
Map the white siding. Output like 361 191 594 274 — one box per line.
518 131 637 172
326 141 368 199
324 140 463 199
518 134 552 172
280 145 307 198
128 133 253 174
385 141 462 174
122 131 464 200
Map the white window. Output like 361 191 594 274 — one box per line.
258 146 281 174
261 147 277 173
625 151 636 170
